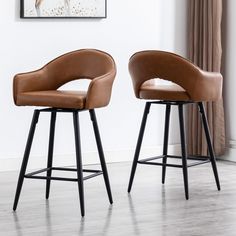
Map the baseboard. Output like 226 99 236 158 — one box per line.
219 140 236 162
0 144 181 172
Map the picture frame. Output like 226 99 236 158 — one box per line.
20 0 107 18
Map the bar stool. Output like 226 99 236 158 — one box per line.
127 50 222 199
13 49 116 216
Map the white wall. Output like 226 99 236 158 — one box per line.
0 0 187 171
222 0 236 161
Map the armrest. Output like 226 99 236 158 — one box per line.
190 70 223 101
13 69 50 105
85 70 116 109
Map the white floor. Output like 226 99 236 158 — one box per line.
0 161 236 236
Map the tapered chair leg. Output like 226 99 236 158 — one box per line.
162 104 171 184
178 104 189 200
128 102 151 193
89 109 113 204
73 111 85 217
198 102 221 190
13 110 40 211
46 111 57 199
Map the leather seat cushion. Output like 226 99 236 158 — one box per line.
139 83 191 101
15 90 87 109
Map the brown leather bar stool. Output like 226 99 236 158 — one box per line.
13 49 116 216
127 50 222 199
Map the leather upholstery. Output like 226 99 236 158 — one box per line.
14 49 116 109
140 82 190 101
129 50 223 102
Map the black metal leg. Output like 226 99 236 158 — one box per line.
162 104 171 184
46 111 57 199
73 111 85 217
89 109 113 204
13 110 40 211
128 102 151 193
178 104 189 200
198 102 221 190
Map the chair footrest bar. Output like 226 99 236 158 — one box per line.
25 167 50 176
139 155 165 162
138 155 211 168
167 155 210 161
187 160 210 167
24 175 79 182
50 167 102 173
24 167 103 182
140 155 210 162
138 160 182 168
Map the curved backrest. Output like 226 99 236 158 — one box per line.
46 49 115 88
14 49 116 98
129 50 223 101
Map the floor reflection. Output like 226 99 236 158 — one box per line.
45 201 52 236
101 205 113 236
12 212 23 236
77 204 113 235
127 194 141 235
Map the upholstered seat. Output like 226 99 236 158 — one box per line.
16 90 87 109
139 83 191 101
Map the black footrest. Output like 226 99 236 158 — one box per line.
138 155 210 168
24 166 103 182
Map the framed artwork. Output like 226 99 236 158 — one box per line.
20 0 107 18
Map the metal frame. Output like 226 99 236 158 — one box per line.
24 167 103 182
128 101 221 199
13 108 113 217
138 155 210 168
